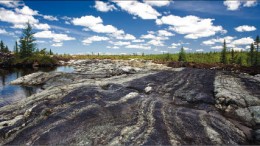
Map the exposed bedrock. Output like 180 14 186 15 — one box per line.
1 60 260 145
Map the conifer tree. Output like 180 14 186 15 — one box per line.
19 22 36 58
14 41 19 54
220 40 227 64
249 43 255 66
254 35 259 66
230 48 235 64
0 40 4 52
178 46 187 62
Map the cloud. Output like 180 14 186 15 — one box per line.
235 25 256 32
168 42 182 49
0 29 8 34
114 33 136 40
141 33 156 39
0 0 21 8
113 1 161 19
208 36 254 51
34 30 75 42
111 41 131 46
72 15 119 33
196 49 204 52
158 30 174 37
147 39 164 46
243 0 257 7
15 6 38 15
94 1 116 12
107 46 119 49
211 45 223 49
125 44 151 50
82 36 109 45
0 7 50 30
132 39 145 43
144 0 171 7
156 15 226 39
202 36 235 46
33 23 50 30
52 42 63 47
0 8 38 25
223 0 241 10
223 0 257 11
72 15 135 40
43 15 58 21
183 47 192 51
232 37 254 45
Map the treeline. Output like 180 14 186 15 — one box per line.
219 36 259 66
0 22 57 67
0 40 10 53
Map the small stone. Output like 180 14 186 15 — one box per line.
145 86 152 93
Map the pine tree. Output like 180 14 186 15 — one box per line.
178 47 187 62
254 35 259 66
0 40 4 52
4 45 9 53
230 48 235 64
220 40 227 64
19 22 36 58
249 43 255 66
49 49 53 55
14 41 19 54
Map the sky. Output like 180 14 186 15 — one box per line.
0 0 259 55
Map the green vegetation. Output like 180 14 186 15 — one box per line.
0 22 57 67
220 40 228 64
178 47 187 62
0 40 10 53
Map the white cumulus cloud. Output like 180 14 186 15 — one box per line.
43 15 58 21
82 36 109 45
15 6 38 15
0 0 21 8
125 44 151 50
158 30 174 37
0 29 8 34
52 42 63 47
232 37 254 45
35 30 75 43
235 25 256 32
94 1 116 12
113 1 161 19
223 0 257 11
144 0 171 7
156 15 226 39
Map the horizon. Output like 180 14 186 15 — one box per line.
0 0 259 55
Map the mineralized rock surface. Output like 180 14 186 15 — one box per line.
1 60 260 145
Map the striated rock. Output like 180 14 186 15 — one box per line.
1 60 259 145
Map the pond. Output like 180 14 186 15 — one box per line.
0 66 74 107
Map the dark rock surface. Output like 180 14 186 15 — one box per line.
1 60 259 145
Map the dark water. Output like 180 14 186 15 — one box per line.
0 66 74 107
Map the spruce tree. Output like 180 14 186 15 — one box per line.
0 40 4 52
220 40 227 64
14 41 19 54
19 22 36 58
255 35 259 66
249 43 255 66
230 48 235 64
4 45 9 53
49 49 53 55
178 47 187 62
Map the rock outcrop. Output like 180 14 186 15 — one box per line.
1 60 259 145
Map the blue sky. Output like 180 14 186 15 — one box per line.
0 0 259 55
